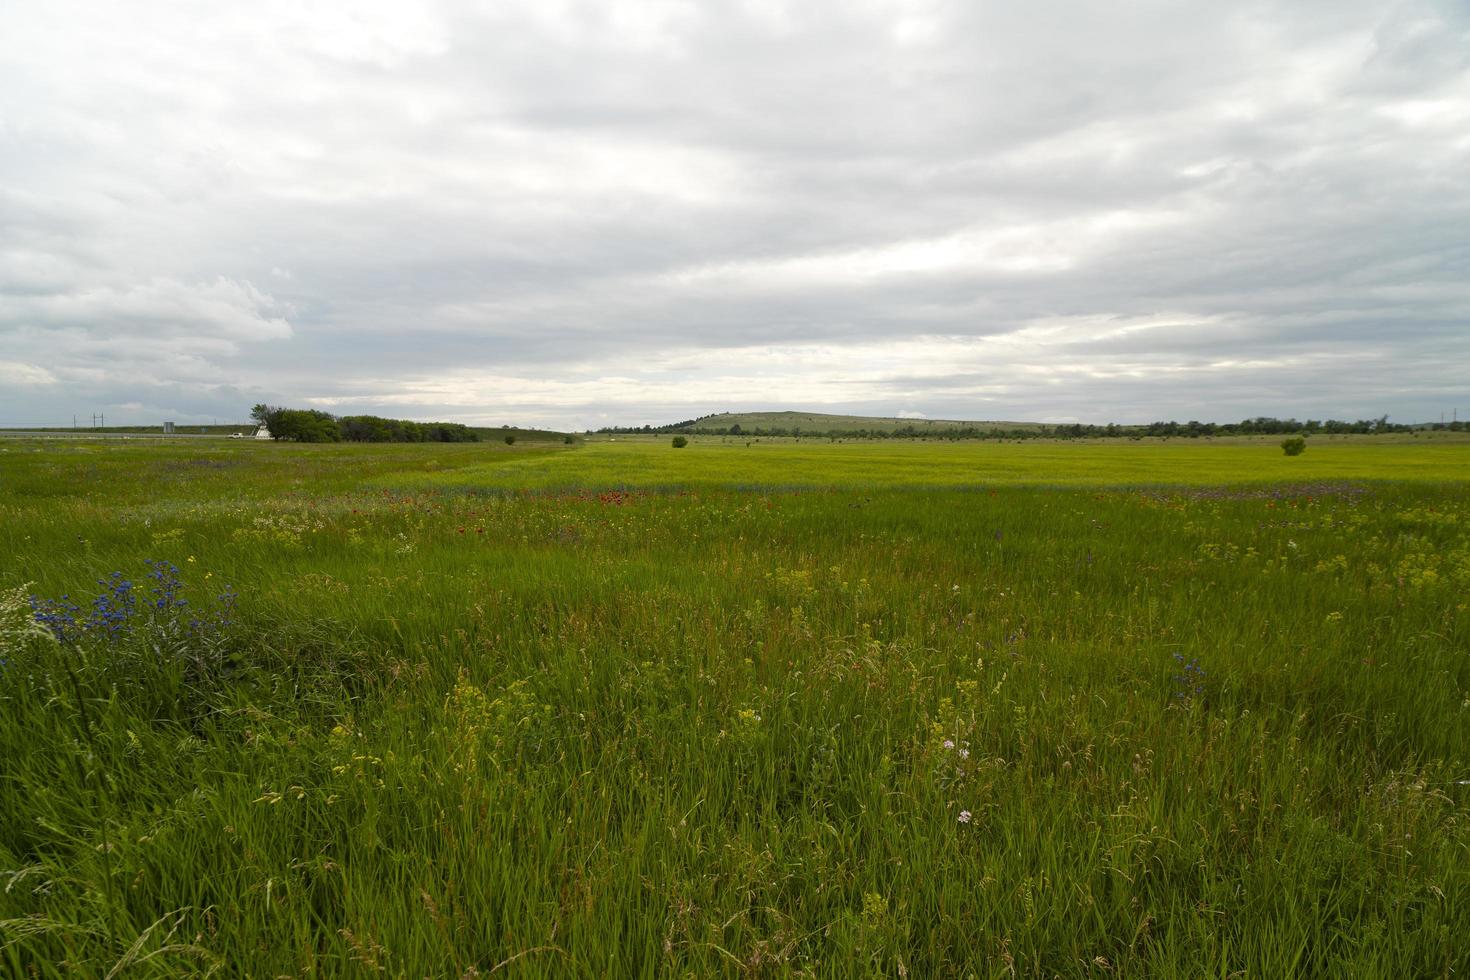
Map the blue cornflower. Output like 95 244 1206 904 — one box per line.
1171 652 1206 700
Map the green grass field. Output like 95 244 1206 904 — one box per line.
2 437 1468 976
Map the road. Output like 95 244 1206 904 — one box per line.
0 430 244 440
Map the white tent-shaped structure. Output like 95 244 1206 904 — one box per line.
252 424 272 440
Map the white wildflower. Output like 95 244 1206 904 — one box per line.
1 582 54 655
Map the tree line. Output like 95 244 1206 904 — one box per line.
250 405 478 443
597 415 1466 440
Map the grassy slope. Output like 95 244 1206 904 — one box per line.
683 410 1048 432
471 426 576 444
2 437 1469 977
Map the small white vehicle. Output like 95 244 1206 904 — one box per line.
230 432 244 439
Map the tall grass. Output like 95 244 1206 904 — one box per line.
1 438 1468 976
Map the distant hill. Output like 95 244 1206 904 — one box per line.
673 411 1049 435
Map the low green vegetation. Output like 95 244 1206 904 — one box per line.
0 424 254 437
614 410 1049 436
599 410 1467 441
2 436 1468 976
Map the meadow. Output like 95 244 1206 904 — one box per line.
2 435 1468 977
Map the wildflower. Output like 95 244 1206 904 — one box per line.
958 748 970 760
1171 652 1206 700
145 560 187 610
958 810 972 824
942 739 955 750
3 583 55 648
84 572 135 638
30 593 82 643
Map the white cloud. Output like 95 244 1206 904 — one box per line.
0 361 58 386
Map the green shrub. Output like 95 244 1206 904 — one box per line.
671 436 688 448
504 434 517 445
1281 436 1306 456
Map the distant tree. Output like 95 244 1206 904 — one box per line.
1281 436 1306 456
250 403 286 435
269 409 340 442
253 405 478 442
504 434 516 445
340 415 398 442
671 436 688 448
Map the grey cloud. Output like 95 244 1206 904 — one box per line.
1 0 1466 429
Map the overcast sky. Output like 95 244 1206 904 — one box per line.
2 0 1467 429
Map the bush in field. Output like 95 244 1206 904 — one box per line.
671 436 688 448
1281 436 1306 456
563 435 576 444
504 434 517 445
